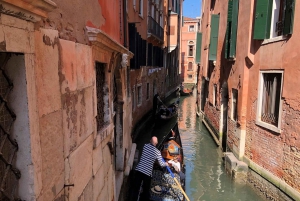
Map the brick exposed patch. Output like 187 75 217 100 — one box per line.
246 100 300 192
204 103 220 136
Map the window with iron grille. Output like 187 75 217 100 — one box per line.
232 88 238 121
188 62 193 71
257 71 283 132
96 63 109 131
0 53 20 200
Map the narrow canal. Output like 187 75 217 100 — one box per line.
135 92 264 201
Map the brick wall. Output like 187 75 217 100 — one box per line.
204 103 220 138
227 118 239 152
245 99 300 192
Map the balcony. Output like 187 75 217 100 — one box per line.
148 16 164 42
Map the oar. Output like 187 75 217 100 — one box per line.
161 158 190 201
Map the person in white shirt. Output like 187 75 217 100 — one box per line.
168 157 181 172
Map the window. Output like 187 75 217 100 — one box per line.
188 62 193 71
96 63 109 131
232 89 238 121
195 32 203 63
189 25 195 32
225 0 239 59
188 74 193 79
146 83 150 100
139 0 143 16
132 87 135 110
137 85 142 105
253 0 295 39
209 14 220 61
256 71 283 132
188 45 194 56
213 84 217 106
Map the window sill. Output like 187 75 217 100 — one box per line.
255 120 281 134
262 35 288 45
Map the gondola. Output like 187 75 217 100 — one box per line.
179 89 192 96
155 102 178 121
149 123 186 201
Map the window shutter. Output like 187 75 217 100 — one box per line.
196 32 202 63
209 14 220 61
229 0 239 58
283 0 295 35
253 0 273 39
225 0 233 59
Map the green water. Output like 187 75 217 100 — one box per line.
135 92 264 201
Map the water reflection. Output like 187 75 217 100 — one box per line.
178 92 263 201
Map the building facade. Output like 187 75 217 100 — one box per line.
181 17 201 84
128 0 183 126
0 0 132 200
197 0 300 200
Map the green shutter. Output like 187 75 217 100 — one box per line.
209 14 220 61
229 0 239 58
196 32 202 63
253 0 273 39
225 0 233 59
283 0 295 35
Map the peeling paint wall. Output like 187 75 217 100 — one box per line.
39 0 123 44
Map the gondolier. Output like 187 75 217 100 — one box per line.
130 136 168 201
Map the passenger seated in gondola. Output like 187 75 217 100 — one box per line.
168 156 185 184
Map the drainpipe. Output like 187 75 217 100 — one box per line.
123 0 128 47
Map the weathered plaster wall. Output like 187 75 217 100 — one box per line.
130 67 166 127
42 0 123 44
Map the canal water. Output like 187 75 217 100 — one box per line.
135 92 264 201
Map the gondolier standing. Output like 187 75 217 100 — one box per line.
130 136 168 201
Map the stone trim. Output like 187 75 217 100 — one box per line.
0 0 57 22
244 156 300 201
86 26 134 58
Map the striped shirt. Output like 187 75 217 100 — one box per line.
135 143 166 176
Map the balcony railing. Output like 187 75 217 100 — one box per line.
148 16 164 41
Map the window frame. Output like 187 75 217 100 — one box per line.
188 45 194 57
137 84 142 106
189 25 195 32
231 88 238 121
188 62 193 71
256 70 283 133
139 0 143 17
253 0 295 40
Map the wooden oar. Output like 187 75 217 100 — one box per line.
161 158 190 201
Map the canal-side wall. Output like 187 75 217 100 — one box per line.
204 118 300 201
